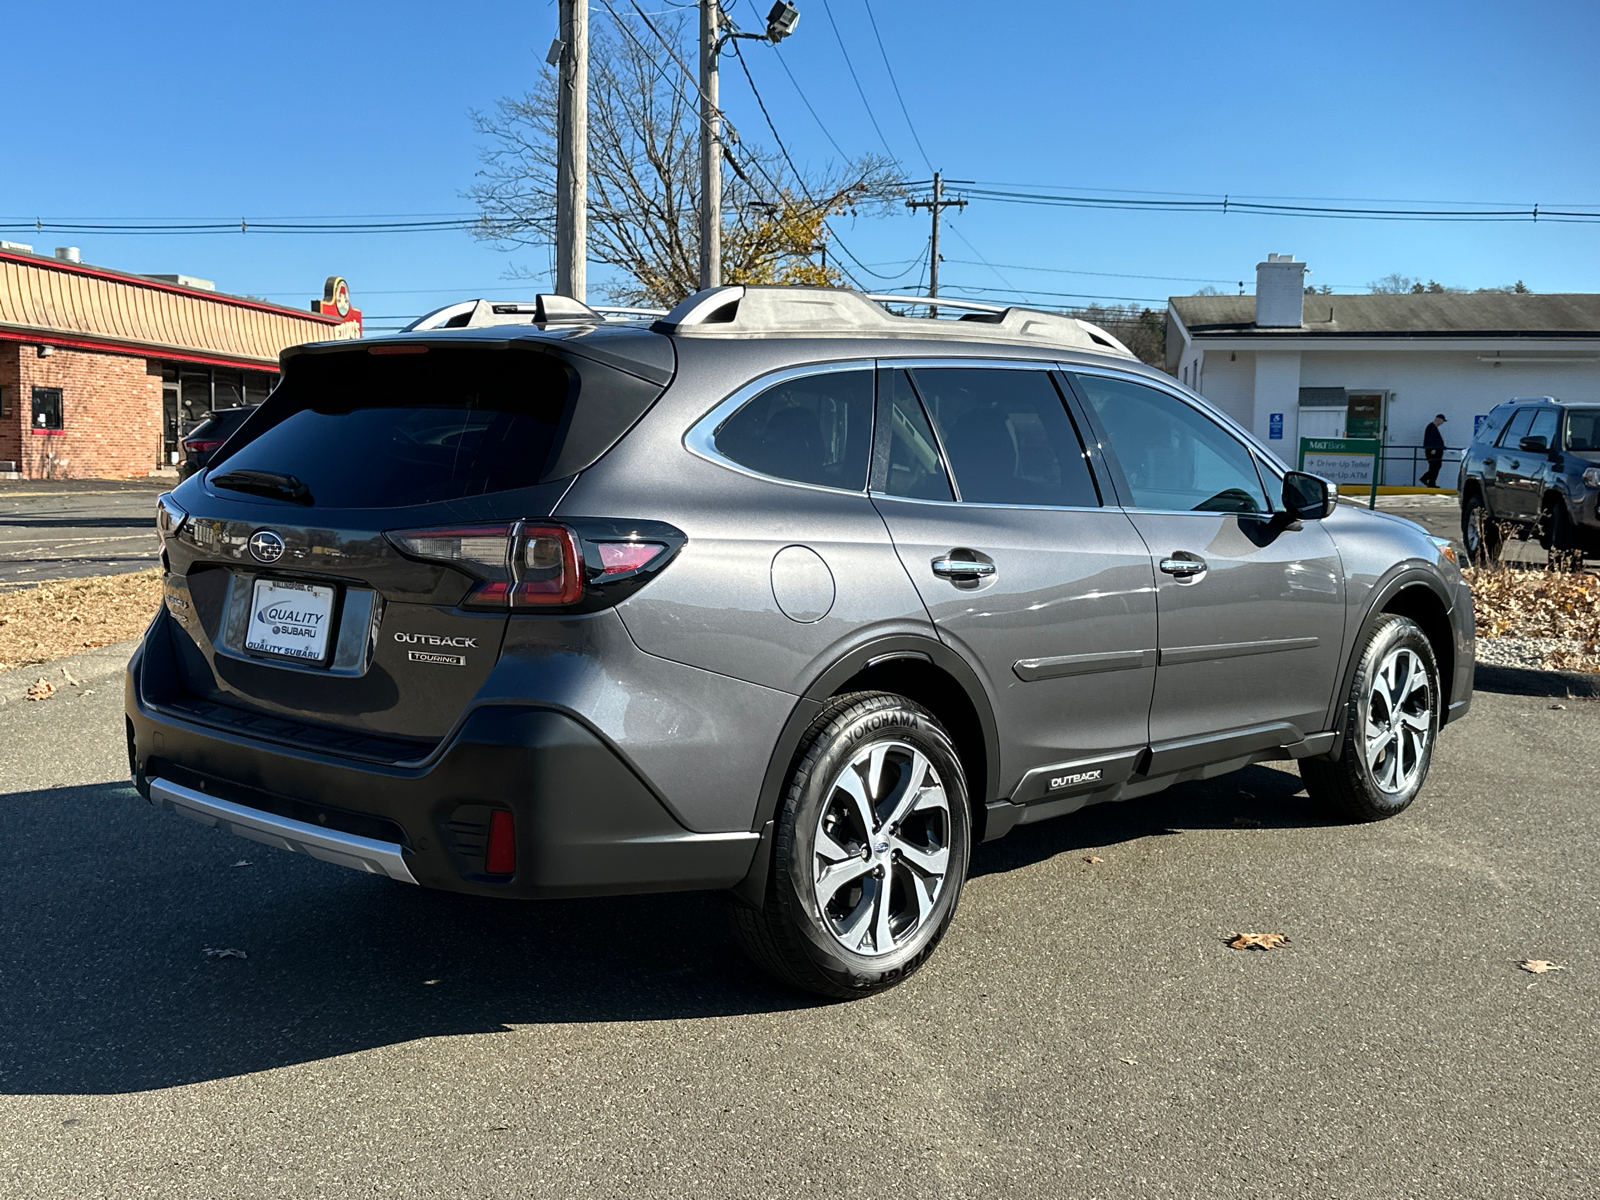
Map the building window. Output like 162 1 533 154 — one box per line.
32 386 64 432
0 385 10 417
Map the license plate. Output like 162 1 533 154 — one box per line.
245 578 336 662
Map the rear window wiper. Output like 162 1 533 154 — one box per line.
210 469 314 505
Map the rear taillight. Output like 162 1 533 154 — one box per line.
384 519 682 612
183 438 224 453
155 493 186 547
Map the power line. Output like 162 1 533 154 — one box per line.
940 258 1240 285
955 185 1600 223
817 0 897 160
859 0 931 172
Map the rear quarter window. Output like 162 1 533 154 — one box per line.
712 369 874 490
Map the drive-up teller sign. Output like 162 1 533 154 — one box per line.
1299 436 1380 508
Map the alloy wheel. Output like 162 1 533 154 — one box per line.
811 740 952 957
1363 647 1433 794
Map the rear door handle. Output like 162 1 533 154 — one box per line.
1159 557 1206 578
932 556 996 580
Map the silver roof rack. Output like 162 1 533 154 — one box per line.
402 296 666 332
652 285 1136 358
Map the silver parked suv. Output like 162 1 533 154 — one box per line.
128 286 1475 998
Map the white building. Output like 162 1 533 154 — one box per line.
1165 257 1600 486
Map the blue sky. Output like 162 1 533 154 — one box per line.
5 0 1597 326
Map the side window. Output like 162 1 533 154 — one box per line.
1496 407 1535 448
1565 409 1600 452
880 369 953 501
713 369 873 490
1477 404 1512 445
908 367 1099 507
1526 408 1559 447
1074 374 1271 514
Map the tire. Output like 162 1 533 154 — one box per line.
1301 614 1441 823
1547 500 1584 571
1461 491 1502 566
730 691 971 999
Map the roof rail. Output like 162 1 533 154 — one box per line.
650 285 1136 358
402 295 663 333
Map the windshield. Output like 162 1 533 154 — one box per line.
1564 408 1600 452
211 347 573 508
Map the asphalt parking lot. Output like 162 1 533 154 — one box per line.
1 665 1595 1198
0 480 167 586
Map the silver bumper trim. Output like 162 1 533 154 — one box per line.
149 776 418 885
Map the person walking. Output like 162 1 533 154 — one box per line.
1421 413 1447 488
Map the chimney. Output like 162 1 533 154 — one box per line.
1255 253 1305 327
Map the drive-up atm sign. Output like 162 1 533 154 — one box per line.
1299 437 1381 508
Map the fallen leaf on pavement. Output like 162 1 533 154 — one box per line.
202 947 248 960
1231 816 1261 828
1083 856 1104 864
1519 960 1566 974
25 679 55 701
1229 931 1290 951
1549 703 1566 711
231 860 252 868
61 667 80 686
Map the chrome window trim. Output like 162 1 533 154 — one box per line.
869 491 1106 516
1061 362 1283 516
683 359 879 496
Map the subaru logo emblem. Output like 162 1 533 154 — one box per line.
248 529 286 563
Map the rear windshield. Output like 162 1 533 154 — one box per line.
210 345 659 509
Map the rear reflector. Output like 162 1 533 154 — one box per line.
182 438 224 453
485 809 516 875
596 541 666 575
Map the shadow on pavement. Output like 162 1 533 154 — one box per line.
972 760 1319 879
1474 662 1600 699
3 764 1321 1096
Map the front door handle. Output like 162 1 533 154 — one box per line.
932 556 996 580
1159 556 1207 578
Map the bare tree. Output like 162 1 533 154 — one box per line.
469 12 902 306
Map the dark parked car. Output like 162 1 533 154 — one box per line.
178 406 256 480
1458 395 1600 566
130 286 1474 998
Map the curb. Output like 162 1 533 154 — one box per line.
0 640 137 706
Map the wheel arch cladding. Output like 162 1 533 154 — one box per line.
1380 583 1455 705
828 656 992 832
748 638 999 836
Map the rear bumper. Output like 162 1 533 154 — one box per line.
126 636 759 899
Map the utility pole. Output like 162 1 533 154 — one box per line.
555 0 588 301
698 0 722 290
905 171 965 317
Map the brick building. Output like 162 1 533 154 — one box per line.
0 246 361 479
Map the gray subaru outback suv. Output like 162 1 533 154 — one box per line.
129 285 1474 998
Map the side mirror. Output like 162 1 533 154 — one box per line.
1282 471 1336 520
1520 435 1549 453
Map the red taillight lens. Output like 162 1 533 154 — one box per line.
385 522 584 609
512 526 583 606
596 541 666 575
485 809 516 875
183 438 224 453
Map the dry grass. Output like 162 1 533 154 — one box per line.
1463 565 1600 672
0 570 163 671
